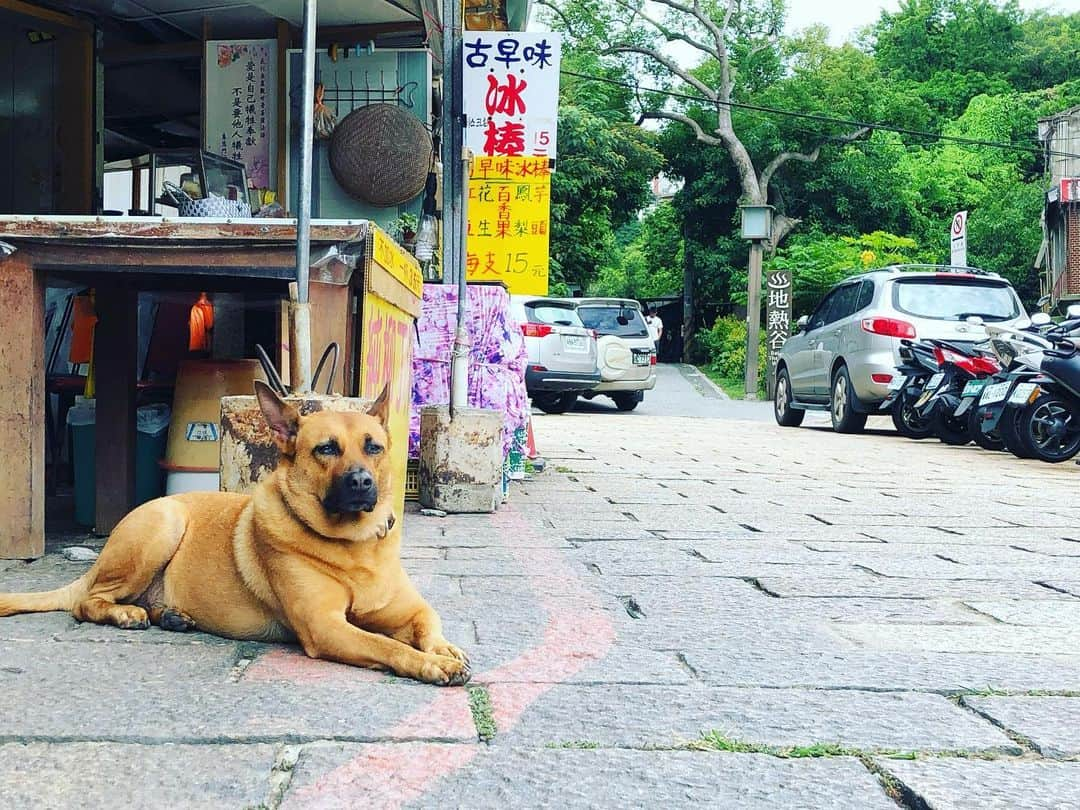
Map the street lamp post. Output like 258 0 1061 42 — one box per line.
740 204 773 401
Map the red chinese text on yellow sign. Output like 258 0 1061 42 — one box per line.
466 156 551 296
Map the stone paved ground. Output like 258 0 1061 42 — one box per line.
2 369 1080 808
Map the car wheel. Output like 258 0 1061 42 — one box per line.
967 404 1005 451
930 402 971 445
533 392 577 415
890 391 933 439
830 366 867 434
1018 393 1080 463
611 392 640 412
773 368 804 427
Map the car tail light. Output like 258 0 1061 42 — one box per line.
651 353 657 365
530 365 546 372
861 317 916 339
871 373 893 384
522 322 553 338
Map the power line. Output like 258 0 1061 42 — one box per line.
560 68 1080 160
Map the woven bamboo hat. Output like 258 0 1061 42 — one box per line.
328 104 432 207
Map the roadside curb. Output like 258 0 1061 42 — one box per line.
681 364 731 400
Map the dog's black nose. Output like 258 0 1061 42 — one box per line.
344 469 374 492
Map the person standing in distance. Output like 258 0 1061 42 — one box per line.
645 307 663 358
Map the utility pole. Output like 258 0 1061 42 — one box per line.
290 0 317 394
740 204 773 401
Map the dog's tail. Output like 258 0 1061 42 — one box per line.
0 572 91 617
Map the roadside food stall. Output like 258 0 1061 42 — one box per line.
0 0 535 557
0 216 420 559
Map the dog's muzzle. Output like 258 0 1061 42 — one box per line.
323 466 378 514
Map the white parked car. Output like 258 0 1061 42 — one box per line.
564 297 657 411
509 295 601 414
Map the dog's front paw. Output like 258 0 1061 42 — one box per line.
418 653 471 687
423 640 470 666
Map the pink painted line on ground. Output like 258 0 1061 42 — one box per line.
287 504 616 809
244 648 387 684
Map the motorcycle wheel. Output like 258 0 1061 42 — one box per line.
967 403 1006 451
931 402 971 445
1018 393 1080 463
999 404 1036 459
890 392 934 439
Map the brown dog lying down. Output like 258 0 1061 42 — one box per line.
0 382 470 686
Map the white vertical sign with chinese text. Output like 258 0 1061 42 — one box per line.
766 270 792 390
204 40 277 191
950 210 967 267
462 32 561 163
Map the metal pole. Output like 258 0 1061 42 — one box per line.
745 239 763 400
290 0 317 393
444 0 470 416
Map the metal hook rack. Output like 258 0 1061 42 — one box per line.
321 68 419 110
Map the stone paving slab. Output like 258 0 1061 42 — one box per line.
282 744 896 809
0 641 473 743
0 742 275 810
964 600 1080 626
964 696 1080 758
488 685 1017 752
835 624 1080 655
880 758 1080 810
754 576 1070 600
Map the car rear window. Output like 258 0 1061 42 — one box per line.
891 279 1020 322
576 305 649 337
525 302 584 327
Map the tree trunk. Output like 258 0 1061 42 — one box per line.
682 240 694 363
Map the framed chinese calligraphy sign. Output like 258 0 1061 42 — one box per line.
766 270 792 397
462 32 561 162
466 156 551 295
204 40 277 196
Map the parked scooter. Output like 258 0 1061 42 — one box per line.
911 340 1000 445
881 340 940 439
968 311 1080 462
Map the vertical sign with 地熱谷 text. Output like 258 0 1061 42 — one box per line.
466 156 552 296
462 31 561 161
204 40 277 198
766 270 792 394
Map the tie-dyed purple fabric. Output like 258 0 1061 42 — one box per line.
409 284 528 460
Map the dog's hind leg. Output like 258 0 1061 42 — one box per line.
72 499 190 631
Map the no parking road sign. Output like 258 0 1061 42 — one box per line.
950 211 968 267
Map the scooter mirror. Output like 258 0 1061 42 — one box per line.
1067 304 1080 319
1031 313 1053 326
965 315 984 326
796 315 809 332
1037 294 1051 308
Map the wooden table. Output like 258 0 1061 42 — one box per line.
0 216 373 558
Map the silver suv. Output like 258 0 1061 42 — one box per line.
774 266 1029 432
570 298 657 412
509 295 600 414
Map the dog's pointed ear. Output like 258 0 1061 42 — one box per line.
255 380 301 456
368 383 391 429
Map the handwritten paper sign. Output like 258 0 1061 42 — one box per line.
466 156 551 296
204 40 277 190
462 32 561 162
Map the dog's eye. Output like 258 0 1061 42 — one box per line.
364 439 383 456
314 440 341 457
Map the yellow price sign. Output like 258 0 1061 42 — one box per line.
466 156 551 296
372 227 424 298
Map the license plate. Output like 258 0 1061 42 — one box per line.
563 335 587 351
1008 382 1039 405
632 353 650 366
925 373 945 391
979 381 1011 405
888 375 908 391
962 379 988 397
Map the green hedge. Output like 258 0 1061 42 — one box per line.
702 316 768 393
